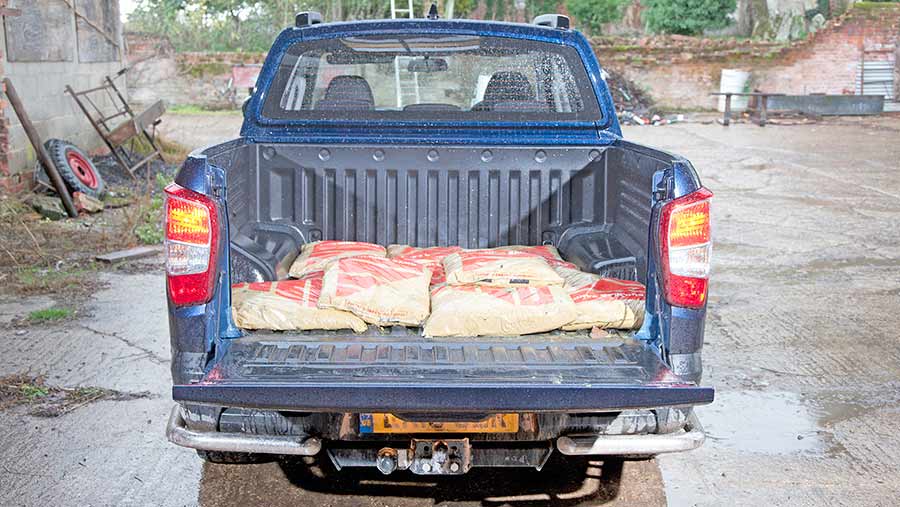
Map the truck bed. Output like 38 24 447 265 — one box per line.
170 140 713 413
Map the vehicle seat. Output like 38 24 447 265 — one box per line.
316 75 375 110
472 71 535 111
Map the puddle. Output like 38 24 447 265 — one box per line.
696 390 824 455
813 398 869 428
803 256 900 272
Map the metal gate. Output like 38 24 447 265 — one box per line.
857 59 898 112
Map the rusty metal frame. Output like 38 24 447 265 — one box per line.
65 74 165 179
710 92 785 127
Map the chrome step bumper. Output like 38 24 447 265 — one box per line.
556 411 705 456
167 405 703 458
165 406 322 456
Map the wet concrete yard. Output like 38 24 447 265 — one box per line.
638 117 900 506
2 115 899 505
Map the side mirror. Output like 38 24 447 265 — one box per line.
242 96 251 117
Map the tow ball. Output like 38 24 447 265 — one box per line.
376 439 471 475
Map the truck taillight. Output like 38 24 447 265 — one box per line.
164 183 219 306
659 188 712 309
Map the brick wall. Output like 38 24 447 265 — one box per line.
125 33 265 109
593 3 900 110
0 48 13 194
594 37 789 109
176 51 267 67
759 5 899 95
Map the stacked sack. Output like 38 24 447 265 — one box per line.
231 240 646 336
233 241 389 332
427 246 574 337
550 260 645 331
318 255 432 327
231 277 367 333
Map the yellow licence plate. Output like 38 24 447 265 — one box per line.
359 413 519 434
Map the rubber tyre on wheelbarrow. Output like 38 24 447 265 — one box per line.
43 139 105 198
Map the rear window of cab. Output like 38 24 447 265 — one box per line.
261 34 602 123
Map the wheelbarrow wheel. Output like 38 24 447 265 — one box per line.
43 139 105 198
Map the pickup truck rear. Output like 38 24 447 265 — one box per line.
164 12 714 474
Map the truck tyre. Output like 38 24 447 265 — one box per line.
196 450 267 464
43 139 105 198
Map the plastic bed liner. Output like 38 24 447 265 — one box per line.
217 143 661 285
174 333 713 412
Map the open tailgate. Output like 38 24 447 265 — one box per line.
174 335 713 412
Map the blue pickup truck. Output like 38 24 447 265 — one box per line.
164 11 714 474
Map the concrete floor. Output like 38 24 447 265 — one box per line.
636 117 900 506
2 114 899 506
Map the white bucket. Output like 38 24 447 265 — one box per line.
718 69 751 112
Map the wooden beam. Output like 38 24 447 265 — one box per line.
96 246 162 263
58 0 120 49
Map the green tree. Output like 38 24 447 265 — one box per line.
642 0 736 35
565 0 629 34
527 0 563 20
126 0 493 52
483 0 506 20
452 0 477 17
127 0 186 38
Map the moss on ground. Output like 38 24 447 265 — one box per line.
27 308 72 322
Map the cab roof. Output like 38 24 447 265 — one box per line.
282 18 584 45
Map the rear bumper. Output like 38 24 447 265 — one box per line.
166 405 705 457
166 406 322 456
556 410 705 456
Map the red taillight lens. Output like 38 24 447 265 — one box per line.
164 183 219 306
667 198 710 247
660 188 712 309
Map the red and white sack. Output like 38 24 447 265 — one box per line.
231 278 367 333
288 240 386 279
424 284 577 337
554 265 646 331
493 244 562 261
387 245 462 285
318 256 432 326
442 249 564 287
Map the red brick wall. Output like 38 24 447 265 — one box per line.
125 32 268 109
593 4 900 110
758 6 899 95
0 48 24 194
176 51 266 67
125 32 175 65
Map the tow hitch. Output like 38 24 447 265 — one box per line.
375 439 471 475
327 439 553 474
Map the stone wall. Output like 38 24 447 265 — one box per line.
0 0 125 194
593 3 900 110
125 33 265 109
